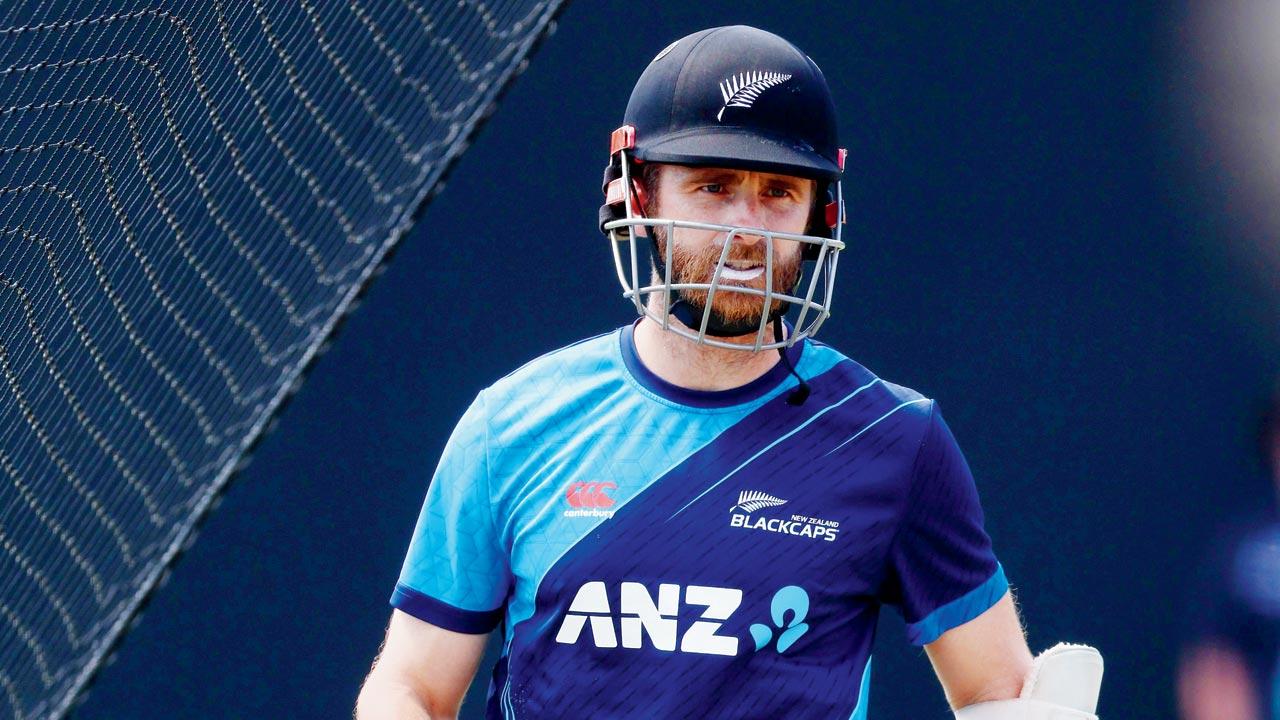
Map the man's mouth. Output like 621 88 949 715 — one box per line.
716 261 764 282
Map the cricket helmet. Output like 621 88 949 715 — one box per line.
600 25 847 351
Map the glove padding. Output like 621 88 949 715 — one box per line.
954 643 1103 720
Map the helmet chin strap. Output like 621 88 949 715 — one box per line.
666 297 787 338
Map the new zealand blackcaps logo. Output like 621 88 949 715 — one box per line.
717 71 792 121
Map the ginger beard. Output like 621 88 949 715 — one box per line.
653 224 804 334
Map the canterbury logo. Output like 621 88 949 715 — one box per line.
731 490 787 514
717 71 792 121
566 481 616 509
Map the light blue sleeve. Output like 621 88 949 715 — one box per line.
391 390 510 633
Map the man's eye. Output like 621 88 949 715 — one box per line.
699 183 723 193
766 187 793 198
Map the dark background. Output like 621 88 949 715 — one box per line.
75 3 1278 719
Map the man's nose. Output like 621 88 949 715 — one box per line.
722 195 769 247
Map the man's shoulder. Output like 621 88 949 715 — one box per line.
802 340 933 415
481 327 623 402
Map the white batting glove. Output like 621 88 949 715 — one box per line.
954 643 1104 720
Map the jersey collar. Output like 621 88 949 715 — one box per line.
619 321 806 409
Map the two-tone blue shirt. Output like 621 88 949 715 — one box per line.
392 324 1008 718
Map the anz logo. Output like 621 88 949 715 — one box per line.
554 581 809 657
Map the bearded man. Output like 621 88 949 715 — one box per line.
357 25 1103 720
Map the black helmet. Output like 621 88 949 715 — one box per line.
624 25 843 183
601 26 845 238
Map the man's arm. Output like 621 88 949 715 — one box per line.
356 610 490 720
925 591 1033 709
926 592 1104 719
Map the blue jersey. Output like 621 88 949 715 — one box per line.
393 324 1007 719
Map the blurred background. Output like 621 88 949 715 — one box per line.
69 2 1277 718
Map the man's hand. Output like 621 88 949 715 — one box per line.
954 643 1104 719
355 610 489 720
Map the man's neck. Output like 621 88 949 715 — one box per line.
632 312 783 392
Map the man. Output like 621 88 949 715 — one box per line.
357 26 1101 719
1179 388 1280 720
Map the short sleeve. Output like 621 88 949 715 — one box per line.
391 391 511 633
878 402 1008 645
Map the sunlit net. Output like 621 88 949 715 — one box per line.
0 1 565 717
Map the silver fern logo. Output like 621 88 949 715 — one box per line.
729 491 841 542
731 490 787 514
717 71 792 121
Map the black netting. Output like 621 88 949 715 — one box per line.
0 2 565 717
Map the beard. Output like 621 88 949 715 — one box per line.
654 228 804 336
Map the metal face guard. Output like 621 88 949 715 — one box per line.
603 151 845 352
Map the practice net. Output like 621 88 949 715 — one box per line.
0 1 566 717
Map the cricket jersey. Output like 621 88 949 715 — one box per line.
392 323 1008 719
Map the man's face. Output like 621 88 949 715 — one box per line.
645 164 815 332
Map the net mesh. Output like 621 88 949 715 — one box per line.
0 1 565 717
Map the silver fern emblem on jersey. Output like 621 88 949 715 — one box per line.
732 490 787 514
717 71 792 121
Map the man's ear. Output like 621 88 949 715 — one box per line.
631 180 651 238
632 181 649 218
